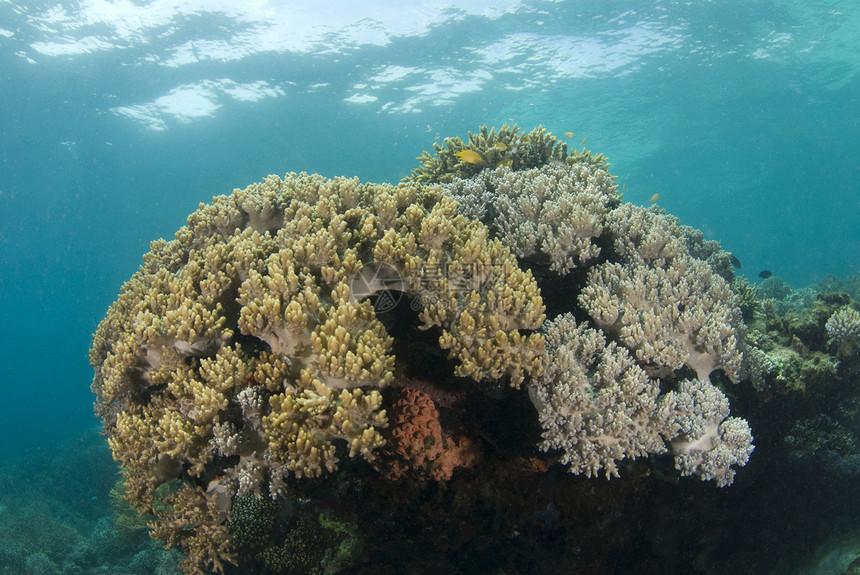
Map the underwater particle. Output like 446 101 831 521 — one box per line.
649 193 660 204
455 150 483 164
759 270 773 279
730 254 742 269
494 141 507 151
564 131 575 138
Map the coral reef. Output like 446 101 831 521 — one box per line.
785 397 860 477
732 276 758 323
745 290 858 395
439 160 743 381
680 224 736 284
514 191 747 484
431 141 748 478
663 378 754 487
109 476 151 534
580 255 741 382
91 125 758 572
409 124 566 183
529 314 672 479
579 203 743 383
757 275 793 301
739 333 776 394
227 495 360 575
441 146 750 483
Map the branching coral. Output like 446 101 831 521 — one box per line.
529 314 672 479
663 378 754 487
434 142 742 388
261 373 387 479
481 158 749 485
91 170 544 573
148 484 235 575
529 315 753 486
580 257 742 382
579 204 743 382
444 161 620 274
408 124 555 183
408 123 613 185
825 306 860 358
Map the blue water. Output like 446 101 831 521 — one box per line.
0 1 858 572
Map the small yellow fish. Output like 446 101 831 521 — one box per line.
521 135 531 144
649 193 660 204
455 150 483 164
564 131 575 138
494 142 507 151
622 183 627 191
581 136 587 146
497 158 513 167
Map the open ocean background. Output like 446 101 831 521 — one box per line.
0 1 858 573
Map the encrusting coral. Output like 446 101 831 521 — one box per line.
385 386 477 480
91 124 756 573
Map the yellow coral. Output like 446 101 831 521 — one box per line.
408 124 570 183
310 299 395 389
149 485 236 575
261 374 386 478
91 166 547 575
